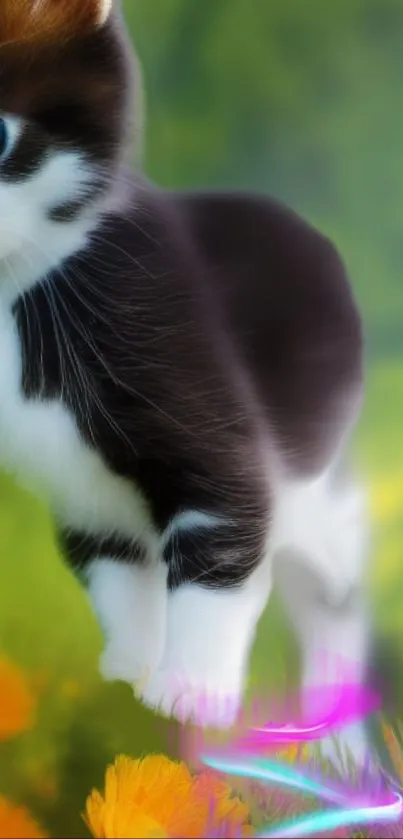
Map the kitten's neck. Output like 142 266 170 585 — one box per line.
0 220 91 309
2 215 91 306
0 171 136 308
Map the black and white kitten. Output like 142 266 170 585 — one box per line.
0 0 370 764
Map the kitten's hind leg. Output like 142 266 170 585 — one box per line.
277 558 371 773
86 558 168 689
273 471 372 774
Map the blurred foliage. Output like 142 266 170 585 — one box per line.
125 0 403 359
0 1 402 836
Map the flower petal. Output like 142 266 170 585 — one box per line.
84 755 252 839
0 657 35 741
0 796 47 838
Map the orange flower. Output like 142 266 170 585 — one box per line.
0 656 36 741
0 796 47 838
84 755 253 838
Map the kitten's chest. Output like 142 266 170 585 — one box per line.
0 302 152 541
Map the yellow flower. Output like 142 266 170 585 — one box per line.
0 796 47 838
0 656 36 741
84 754 253 838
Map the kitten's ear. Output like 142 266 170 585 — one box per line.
0 0 115 48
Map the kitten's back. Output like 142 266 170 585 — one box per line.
169 190 363 477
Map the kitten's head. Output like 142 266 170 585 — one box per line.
0 0 136 286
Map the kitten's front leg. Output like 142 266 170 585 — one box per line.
86 557 168 688
138 516 272 728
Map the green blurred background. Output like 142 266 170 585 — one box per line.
1 1 403 835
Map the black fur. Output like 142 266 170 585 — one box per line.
58 529 145 575
14 181 363 589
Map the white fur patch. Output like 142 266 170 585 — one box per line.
137 552 273 728
271 468 367 600
0 141 101 303
162 509 223 546
89 559 168 680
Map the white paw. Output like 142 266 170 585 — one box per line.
137 667 242 729
87 558 168 687
99 642 146 685
134 579 268 729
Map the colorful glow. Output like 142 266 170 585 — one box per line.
198 682 403 837
202 753 349 805
233 683 380 752
258 793 403 838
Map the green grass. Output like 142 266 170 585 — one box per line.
0 358 402 837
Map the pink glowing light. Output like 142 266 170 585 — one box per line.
232 682 381 753
189 680 402 837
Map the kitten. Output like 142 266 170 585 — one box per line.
0 0 371 765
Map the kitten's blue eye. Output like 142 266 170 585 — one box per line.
0 119 8 159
